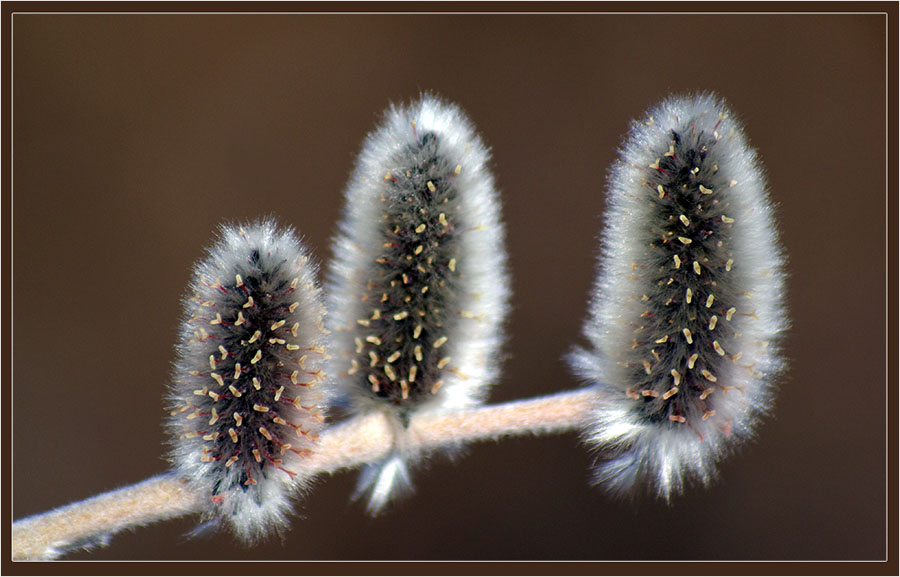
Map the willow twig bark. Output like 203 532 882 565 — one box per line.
13 388 598 560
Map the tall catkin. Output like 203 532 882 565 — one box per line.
327 95 510 513
167 221 329 541
569 94 787 499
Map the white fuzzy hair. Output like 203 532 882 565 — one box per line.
326 94 510 513
570 93 787 499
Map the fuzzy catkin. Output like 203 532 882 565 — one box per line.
327 95 510 513
569 94 787 499
166 221 329 541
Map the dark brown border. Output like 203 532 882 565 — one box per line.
4 2 896 575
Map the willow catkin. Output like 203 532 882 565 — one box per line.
569 94 787 499
166 221 329 541
327 95 510 513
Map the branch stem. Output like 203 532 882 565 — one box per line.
13 388 598 560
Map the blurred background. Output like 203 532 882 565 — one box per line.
12 12 887 561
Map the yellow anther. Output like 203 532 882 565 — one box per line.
713 341 726 356
655 335 669 344
699 185 713 194
726 307 737 321
250 350 263 364
673 255 682 269
253 404 269 413
413 325 423 339
386 351 401 364
726 259 734 272
208 408 219 425
431 380 444 394
642 360 652 375
454 164 462 175
663 386 679 400
683 328 693 344
414 245 424 255
219 345 228 360
248 330 261 344
693 261 702 275
243 296 254 309
228 385 241 398
225 455 239 467
384 364 397 381
288 302 300 313
252 377 261 390
709 315 718 331
415 223 427 233
701 369 718 382
400 380 410 400
414 345 423 361
211 373 224 387
210 313 223 325
657 184 665 199
433 336 448 349
209 355 216 370
669 414 686 423
368 374 380 392
369 351 379 367
271 320 286 330
706 294 715 308
235 311 247 326
233 412 243 427
366 335 382 346
427 181 436 192
678 236 692 245
228 428 239 443
258 427 272 441
393 311 409 321
439 213 448 226
448 258 457 272
702 410 716 421
679 214 690 226
721 215 735 224
290 370 299 385
409 365 418 383
437 357 451 369
235 274 243 288
688 353 699 369
686 288 693 303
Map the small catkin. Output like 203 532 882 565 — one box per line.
327 94 510 513
569 94 787 499
166 221 329 541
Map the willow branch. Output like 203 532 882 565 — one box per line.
13 388 598 560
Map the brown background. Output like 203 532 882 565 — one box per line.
11 12 888 561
